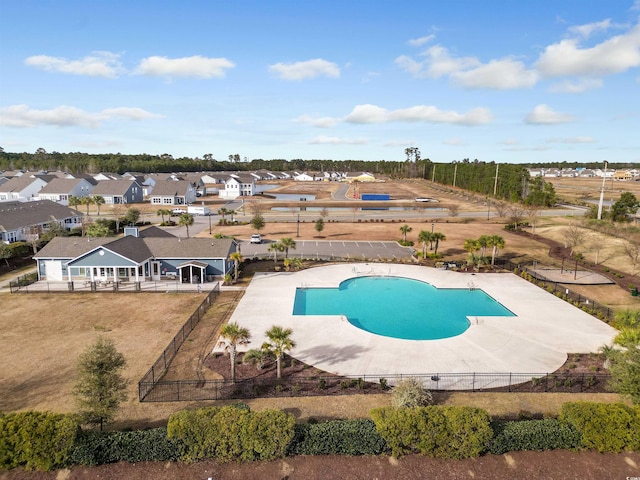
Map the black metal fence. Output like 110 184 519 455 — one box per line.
497 259 613 321
8 272 38 292
138 285 220 401
10 278 214 294
139 372 611 402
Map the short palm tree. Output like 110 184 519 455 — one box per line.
418 230 432 258
80 196 94 215
265 325 296 379
178 213 194 238
399 224 412 243
68 195 81 210
463 238 480 266
217 322 251 383
268 241 285 264
217 208 228 223
477 235 490 259
487 234 505 266
431 231 446 255
157 208 172 224
243 343 274 371
279 237 296 259
92 195 105 215
229 251 243 280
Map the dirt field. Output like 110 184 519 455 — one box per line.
545 176 640 204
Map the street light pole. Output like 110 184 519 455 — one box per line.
208 212 212 235
296 214 300 238
597 160 607 220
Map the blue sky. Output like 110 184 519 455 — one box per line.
1 0 639 165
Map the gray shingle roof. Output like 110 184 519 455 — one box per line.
150 180 191 196
38 178 86 194
0 176 45 193
92 179 139 195
0 200 82 232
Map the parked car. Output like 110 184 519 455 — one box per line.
250 234 262 244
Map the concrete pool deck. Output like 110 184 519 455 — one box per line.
225 263 617 389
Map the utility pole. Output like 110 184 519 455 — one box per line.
493 163 499 196
597 161 607 220
431 164 436 183
453 163 458 188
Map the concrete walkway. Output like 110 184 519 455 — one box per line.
224 263 617 389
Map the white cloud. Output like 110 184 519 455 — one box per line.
396 46 536 89
134 55 235 78
24 51 123 78
408 35 435 47
269 59 340 80
548 78 603 93
536 23 640 77
568 19 613 39
0 104 160 128
525 104 575 124
344 104 493 126
293 114 341 128
308 135 367 145
451 57 538 89
443 138 467 146
546 136 595 143
499 138 520 146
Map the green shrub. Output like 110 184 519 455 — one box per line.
370 406 492 459
0 411 78 471
488 419 582 455
167 405 295 462
288 419 386 456
391 378 433 408
68 428 179 465
560 402 640 452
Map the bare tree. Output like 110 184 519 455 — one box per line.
562 220 587 256
494 201 509 218
526 206 540 234
247 200 265 216
588 233 607 265
621 239 640 275
447 204 460 217
508 204 527 230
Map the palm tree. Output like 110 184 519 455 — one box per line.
217 322 251 383
399 224 412 243
217 208 228 224
229 251 243 280
243 343 274 371
463 238 480 266
487 235 505 266
265 325 296 379
477 235 490 259
418 230 432 258
157 208 171 224
268 241 284 264
68 195 81 211
431 231 446 255
227 209 236 223
80 196 94 215
92 195 105 215
279 237 296 259
178 213 194 238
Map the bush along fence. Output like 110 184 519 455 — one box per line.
7 272 38 292
138 286 219 401
3 402 640 471
138 371 611 403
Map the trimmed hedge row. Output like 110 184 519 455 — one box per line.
560 402 640 453
488 419 582 455
69 428 180 466
288 419 386 456
370 406 493 459
167 405 296 462
0 411 77 471
5 402 640 470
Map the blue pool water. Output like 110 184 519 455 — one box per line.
293 276 515 340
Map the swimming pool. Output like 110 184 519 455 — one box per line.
293 276 515 340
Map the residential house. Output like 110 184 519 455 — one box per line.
148 179 196 206
613 170 633 181
33 226 237 284
345 172 376 183
93 172 122 181
292 172 316 181
0 176 48 202
91 179 143 204
0 200 83 243
219 173 258 199
37 178 95 205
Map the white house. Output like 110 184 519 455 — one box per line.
219 174 257 199
0 176 48 202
